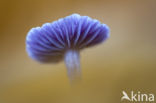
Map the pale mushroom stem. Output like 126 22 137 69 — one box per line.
64 50 81 83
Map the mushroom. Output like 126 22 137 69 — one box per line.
26 14 110 82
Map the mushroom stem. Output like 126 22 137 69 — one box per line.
64 50 81 83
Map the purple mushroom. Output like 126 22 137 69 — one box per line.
26 14 110 82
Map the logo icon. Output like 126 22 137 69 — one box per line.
121 91 131 101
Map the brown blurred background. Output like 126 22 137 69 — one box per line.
0 0 156 103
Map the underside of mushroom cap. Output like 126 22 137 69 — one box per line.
26 13 110 63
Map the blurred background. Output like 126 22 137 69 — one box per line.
0 0 156 103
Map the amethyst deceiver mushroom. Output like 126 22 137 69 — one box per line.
26 14 110 82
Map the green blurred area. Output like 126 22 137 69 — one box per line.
0 0 156 103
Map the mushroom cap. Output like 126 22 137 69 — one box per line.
26 14 110 63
